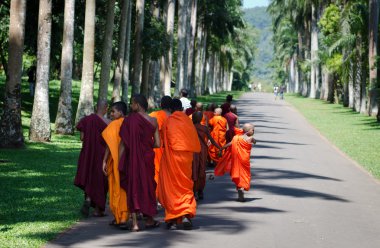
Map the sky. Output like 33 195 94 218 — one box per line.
243 0 269 8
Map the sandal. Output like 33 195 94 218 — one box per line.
109 219 119 226
119 222 130 230
145 220 160 229
80 201 90 217
92 212 106 217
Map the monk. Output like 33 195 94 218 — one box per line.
221 94 233 116
203 103 216 123
158 99 201 230
192 111 221 201
224 104 240 143
102 101 129 229
149 96 172 192
216 123 256 202
208 108 229 165
74 100 109 217
119 94 160 232
189 102 208 126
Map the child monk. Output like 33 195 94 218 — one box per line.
215 123 256 202
208 108 229 165
158 99 201 230
74 100 110 217
192 111 221 201
149 96 172 193
101 101 129 229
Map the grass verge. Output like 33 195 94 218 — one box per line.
0 76 243 247
285 94 380 179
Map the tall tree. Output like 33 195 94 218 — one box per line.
113 0 129 102
188 0 198 96
29 0 52 142
161 0 175 96
76 0 96 123
122 0 132 103
98 0 116 104
55 0 75 134
368 0 379 118
0 0 26 148
175 0 189 95
131 0 145 95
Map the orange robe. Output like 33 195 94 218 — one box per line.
208 116 228 163
158 111 201 221
102 118 128 224
149 110 168 187
215 135 253 191
203 111 214 126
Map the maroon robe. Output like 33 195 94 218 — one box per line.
192 124 208 192
221 102 231 116
185 108 196 116
74 114 108 210
119 113 157 217
225 112 238 143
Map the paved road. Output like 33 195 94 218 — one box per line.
47 92 380 248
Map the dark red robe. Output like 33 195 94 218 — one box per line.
192 124 209 192
74 114 108 210
224 112 238 143
119 113 157 217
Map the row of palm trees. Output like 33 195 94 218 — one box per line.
0 0 256 148
268 0 380 121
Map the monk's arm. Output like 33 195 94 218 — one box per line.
226 123 229 131
222 141 232 150
119 142 125 162
204 114 209 128
80 132 84 141
153 127 161 148
235 118 240 128
206 130 221 150
102 147 110 175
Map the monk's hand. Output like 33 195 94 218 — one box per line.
218 149 223 157
102 161 107 176
252 138 257 144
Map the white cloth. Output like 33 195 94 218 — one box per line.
180 97 191 110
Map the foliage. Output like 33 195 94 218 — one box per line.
286 94 380 179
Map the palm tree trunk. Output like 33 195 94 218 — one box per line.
309 3 318 98
348 61 354 108
175 0 189 95
29 0 52 142
113 0 129 103
122 0 132 103
131 0 145 95
55 0 75 134
0 0 26 148
368 0 379 118
98 0 116 103
76 0 96 123
187 0 197 96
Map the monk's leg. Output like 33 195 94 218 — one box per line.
182 215 193 230
145 215 160 229
80 194 91 217
130 212 140 231
237 187 245 202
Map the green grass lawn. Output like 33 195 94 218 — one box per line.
285 94 380 179
0 76 242 247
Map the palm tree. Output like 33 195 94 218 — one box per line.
55 0 75 135
131 0 145 95
122 0 132 103
76 0 96 123
29 0 52 142
0 0 27 148
368 0 379 118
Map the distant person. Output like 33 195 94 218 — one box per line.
180 88 191 111
204 103 217 123
27 65 36 97
280 85 285 100
221 94 233 116
102 101 129 229
75 100 110 217
258 83 262 92
274 85 279 100
215 123 256 202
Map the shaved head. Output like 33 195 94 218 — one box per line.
243 123 255 133
214 108 222 115
96 100 108 115
230 104 237 114
192 111 203 124
196 102 203 111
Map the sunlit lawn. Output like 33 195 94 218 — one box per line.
0 76 242 247
286 94 380 179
